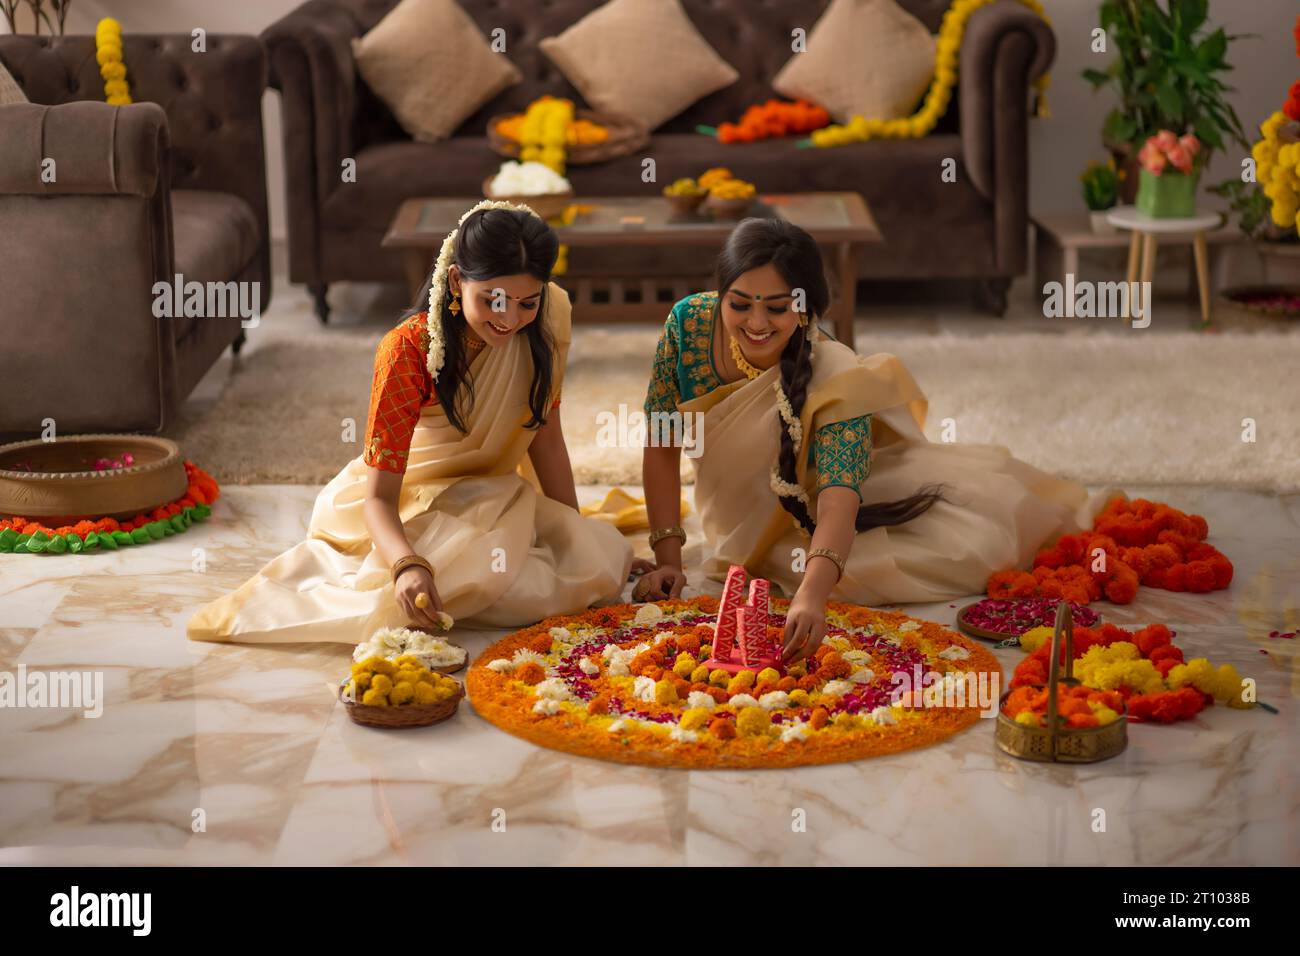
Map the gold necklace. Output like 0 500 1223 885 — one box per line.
463 329 487 351
728 335 764 380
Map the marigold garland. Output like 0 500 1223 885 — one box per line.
466 597 1001 769
95 18 131 106
986 497 1233 606
700 98 831 144
807 0 1050 149
1009 619 1254 725
0 461 219 554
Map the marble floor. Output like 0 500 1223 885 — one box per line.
0 481 1296 866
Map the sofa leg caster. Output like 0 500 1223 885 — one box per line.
231 330 247 355
309 283 330 324
975 277 1010 317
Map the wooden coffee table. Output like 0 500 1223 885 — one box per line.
382 192 881 347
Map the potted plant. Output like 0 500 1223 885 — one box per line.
1136 130 1203 218
1080 159 1122 232
1083 0 1250 204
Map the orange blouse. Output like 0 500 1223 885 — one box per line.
363 314 559 474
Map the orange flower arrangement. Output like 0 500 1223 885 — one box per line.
466 597 1001 769
986 497 1232 605
699 99 831 144
0 461 220 554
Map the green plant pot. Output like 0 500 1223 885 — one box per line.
1136 168 1199 218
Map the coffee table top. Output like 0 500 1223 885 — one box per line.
383 192 880 248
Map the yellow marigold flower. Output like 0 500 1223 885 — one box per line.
654 679 679 705
788 689 810 707
395 668 422 687
361 687 389 707
1090 705 1120 726
787 660 807 679
1019 626 1053 654
680 707 711 731
1015 711 1041 728
735 706 771 736
370 673 393 696
709 668 731 687
368 657 396 676
673 655 697 678
433 685 454 701
414 681 438 704
350 669 373 690
104 79 129 99
689 665 710 683
756 667 781 685
390 681 416 705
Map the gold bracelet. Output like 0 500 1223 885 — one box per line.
391 554 434 585
807 547 846 582
648 525 686 549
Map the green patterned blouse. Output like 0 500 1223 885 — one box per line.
644 292 871 499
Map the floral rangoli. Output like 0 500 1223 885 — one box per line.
467 586 1002 769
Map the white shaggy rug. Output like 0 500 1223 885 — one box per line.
168 327 1300 493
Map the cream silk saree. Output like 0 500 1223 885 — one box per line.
188 283 632 644
680 337 1115 604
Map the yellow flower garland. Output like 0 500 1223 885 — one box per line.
95 18 131 105
1253 111 1300 233
517 95 574 274
809 0 1049 148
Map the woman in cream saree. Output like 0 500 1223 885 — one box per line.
189 203 631 645
639 218 1110 657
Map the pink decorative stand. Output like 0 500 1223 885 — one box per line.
704 564 784 674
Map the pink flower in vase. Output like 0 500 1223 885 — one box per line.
1154 129 1179 151
1166 143 1193 174
1178 133 1200 158
1138 142 1168 174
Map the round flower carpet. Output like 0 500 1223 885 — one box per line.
466 597 1002 769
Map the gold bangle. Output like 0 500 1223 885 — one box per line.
391 554 434 585
807 547 845 582
648 525 686 549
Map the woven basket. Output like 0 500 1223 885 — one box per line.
341 679 464 729
995 602 1127 763
487 109 649 165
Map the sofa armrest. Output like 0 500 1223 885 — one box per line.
263 0 363 281
0 101 169 197
959 0 1054 273
0 101 176 433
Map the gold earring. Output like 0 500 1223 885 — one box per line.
448 292 462 316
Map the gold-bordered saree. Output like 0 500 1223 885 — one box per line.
188 283 632 644
680 336 1116 604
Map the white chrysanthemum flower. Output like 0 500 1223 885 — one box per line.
532 699 562 716
685 691 716 710
780 720 811 743
869 706 898 726
669 726 699 743
633 675 657 702
897 621 921 632
822 679 854 697
758 691 791 711
607 719 626 733
728 693 759 709
579 658 600 676
487 160 572 197
534 678 572 701
938 645 971 661
486 658 514 673
849 667 875 684
634 603 665 625
843 649 872 666
511 648 547 666
549 626 575 643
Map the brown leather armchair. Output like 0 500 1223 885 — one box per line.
0 34 271 436
264 0 1052 321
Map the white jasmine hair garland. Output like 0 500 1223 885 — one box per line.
425 198 545 382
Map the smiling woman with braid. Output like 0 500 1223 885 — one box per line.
636 218 1104 662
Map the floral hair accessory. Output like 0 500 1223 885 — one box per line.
425 198 546 382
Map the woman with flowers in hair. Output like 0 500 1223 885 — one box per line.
636 218 1106 661
190 202 632 644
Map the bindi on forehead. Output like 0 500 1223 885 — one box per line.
728 288 793 301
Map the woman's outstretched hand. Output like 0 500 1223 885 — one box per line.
633 563 687 601
395 565 444 630
782 591 828 663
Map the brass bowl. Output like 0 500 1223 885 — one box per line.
0 434 188 522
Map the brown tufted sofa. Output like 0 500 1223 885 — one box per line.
0 34 271 436
267 0 1052 321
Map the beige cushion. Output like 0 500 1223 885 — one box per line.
352 0 522 143
0 57 29 106
773 0 935 123
540 0 738 131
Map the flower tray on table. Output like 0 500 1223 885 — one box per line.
487 109 648 165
